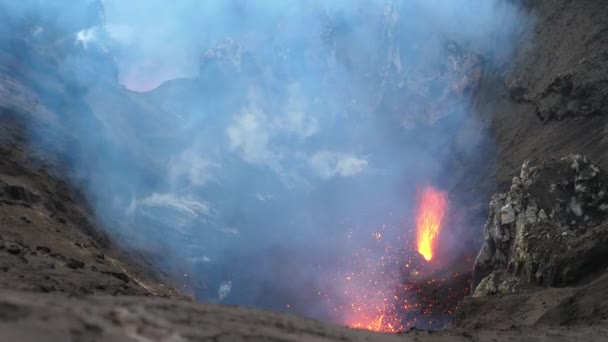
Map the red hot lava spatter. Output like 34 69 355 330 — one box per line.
333 210 470 332
338 229 409 332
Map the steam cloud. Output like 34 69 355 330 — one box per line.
0 0 528 325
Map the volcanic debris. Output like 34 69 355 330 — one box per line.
472 155 608 297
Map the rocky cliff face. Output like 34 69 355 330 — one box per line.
0 110 183 299
0 0 183 299
451 1 608 336
476 0 608 195
472 155 608 297
505 1 608 123
469 0 608 297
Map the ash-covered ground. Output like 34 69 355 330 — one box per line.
0 0 607 341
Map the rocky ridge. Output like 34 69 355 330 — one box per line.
473 155 608 296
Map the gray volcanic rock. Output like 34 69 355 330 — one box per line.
0 111 184 299
474 0 608 199
472 155 608 297
1 288 607 342
455 272 608 332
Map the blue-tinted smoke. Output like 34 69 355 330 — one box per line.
0 0 528 324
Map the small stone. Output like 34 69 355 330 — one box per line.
538 209 548 222
49 252 64 260
511 177 522 191
501 204 516 225
561 232 568 237
526 203 538 224
36 246 51 253
7 245 21 255
569 197 583 217
104 271 130 283
575 183 588 193
110 307 131 326
65 259 85 269
39 284 55 293
520 160 532 180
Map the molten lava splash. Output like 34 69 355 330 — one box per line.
337 228 407 333
416 186 448 261
337 230 469 333
334 189 465 333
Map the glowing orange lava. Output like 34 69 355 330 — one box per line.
416 186 448 261
347 304 403 333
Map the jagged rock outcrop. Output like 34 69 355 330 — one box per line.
472 155 608 297
476 0 608 203
502 0 608 123
508 72 608 122
534 73 608 122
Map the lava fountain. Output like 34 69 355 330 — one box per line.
337 185 462 332
416 186 448 261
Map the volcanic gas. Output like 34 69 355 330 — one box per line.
416 186 449 261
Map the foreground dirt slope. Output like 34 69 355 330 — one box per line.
0 288 606 342
456 273 608 329
0 111 182 298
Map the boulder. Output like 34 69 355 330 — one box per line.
472 155 608 297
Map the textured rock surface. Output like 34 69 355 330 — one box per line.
472 155 608 296
456 272 608 331
0 289 606 342
505 0 608 123
0 111 184 299
474 0 608 198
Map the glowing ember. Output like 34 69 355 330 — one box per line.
334 189 466 333
349 311 401 333
416 186 448 261
337 234 469 333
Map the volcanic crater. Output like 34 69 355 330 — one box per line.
0 0 607 341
